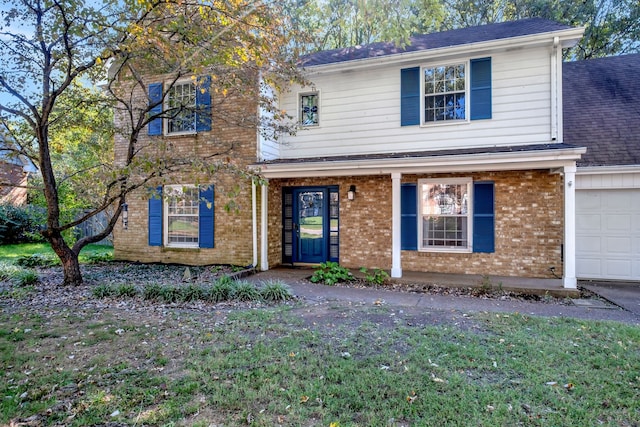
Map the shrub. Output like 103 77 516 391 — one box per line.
260 281 293 302
231 280 261 302
0 204 40 244
310 261 353 286
359 267 390 286
82 252 113 264
16 253 59 268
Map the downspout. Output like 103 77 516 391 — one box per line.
252 180 258 268
260 183 269 271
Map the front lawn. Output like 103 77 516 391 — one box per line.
1 280 638 426
0 243 113 264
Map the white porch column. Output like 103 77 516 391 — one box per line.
260 182 269 271
252 181 258 268
563 164 577 288
391 172 402 278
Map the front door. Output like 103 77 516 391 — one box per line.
296 189 326 263
282 186 339 264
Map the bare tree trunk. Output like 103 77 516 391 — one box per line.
49 234 82 286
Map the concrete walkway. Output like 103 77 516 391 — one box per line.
249 267 640 325
581 281 640 316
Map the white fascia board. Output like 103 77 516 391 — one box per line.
302 27 585 75
576 164 640 175
255 147 586 178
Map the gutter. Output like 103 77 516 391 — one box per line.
576 165 640 175
254 147 587 178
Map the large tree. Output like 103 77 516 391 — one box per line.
442 0 640 59
284 0 446 52
287 0 639 59
0 0 300 285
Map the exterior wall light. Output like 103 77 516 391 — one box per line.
347 185 356 201
122 202 128 230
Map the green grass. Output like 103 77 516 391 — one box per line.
0 243 113 264
1 306 638 426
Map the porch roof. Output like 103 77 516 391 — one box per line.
253 143 586 179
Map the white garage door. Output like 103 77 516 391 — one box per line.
576 189 640 280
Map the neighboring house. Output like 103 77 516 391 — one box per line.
114 18 591 289
0 153 29 206
564 54 640 281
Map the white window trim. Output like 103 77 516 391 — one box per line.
298 90 321 128
419 60 470 128
163 184 199 248
418 177 473 253
164 80 198 136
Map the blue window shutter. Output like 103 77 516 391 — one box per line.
400 67 420 126
148 186 163 246
401 183 418 250
148 83 163 135
473 181 494 253
470 57 492 120
199 185 214 248
196 75 212 132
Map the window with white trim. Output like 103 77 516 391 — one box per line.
299 92 319 126
423 62 467 123
164 185 199 247
419 178 471 251
167 82 197 134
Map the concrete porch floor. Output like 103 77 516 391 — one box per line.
277 265 577 298
391 271 575 298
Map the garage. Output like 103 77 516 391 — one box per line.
576 188 640 281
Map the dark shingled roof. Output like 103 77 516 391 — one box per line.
300 18 572 67
258 143 582 165
563 54 640 167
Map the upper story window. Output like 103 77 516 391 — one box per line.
167 82 197 134
299 92 319 126
419 178 471 251
401 57 491 127
423 63 466 123
147 75 212 136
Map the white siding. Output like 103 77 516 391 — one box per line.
576 171 640 189
272 47 554 159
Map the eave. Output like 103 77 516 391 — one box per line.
301 27 585 75
254 147 587 179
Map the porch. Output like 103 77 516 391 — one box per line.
260 266 577 298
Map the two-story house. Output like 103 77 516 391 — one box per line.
114 18 589 289
254 18 586 289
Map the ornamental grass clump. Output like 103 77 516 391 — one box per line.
260 280 293 302
230 280 261 302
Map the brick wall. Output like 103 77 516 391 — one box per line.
266 169 564 278
0 161 28 206
112 75 260 267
